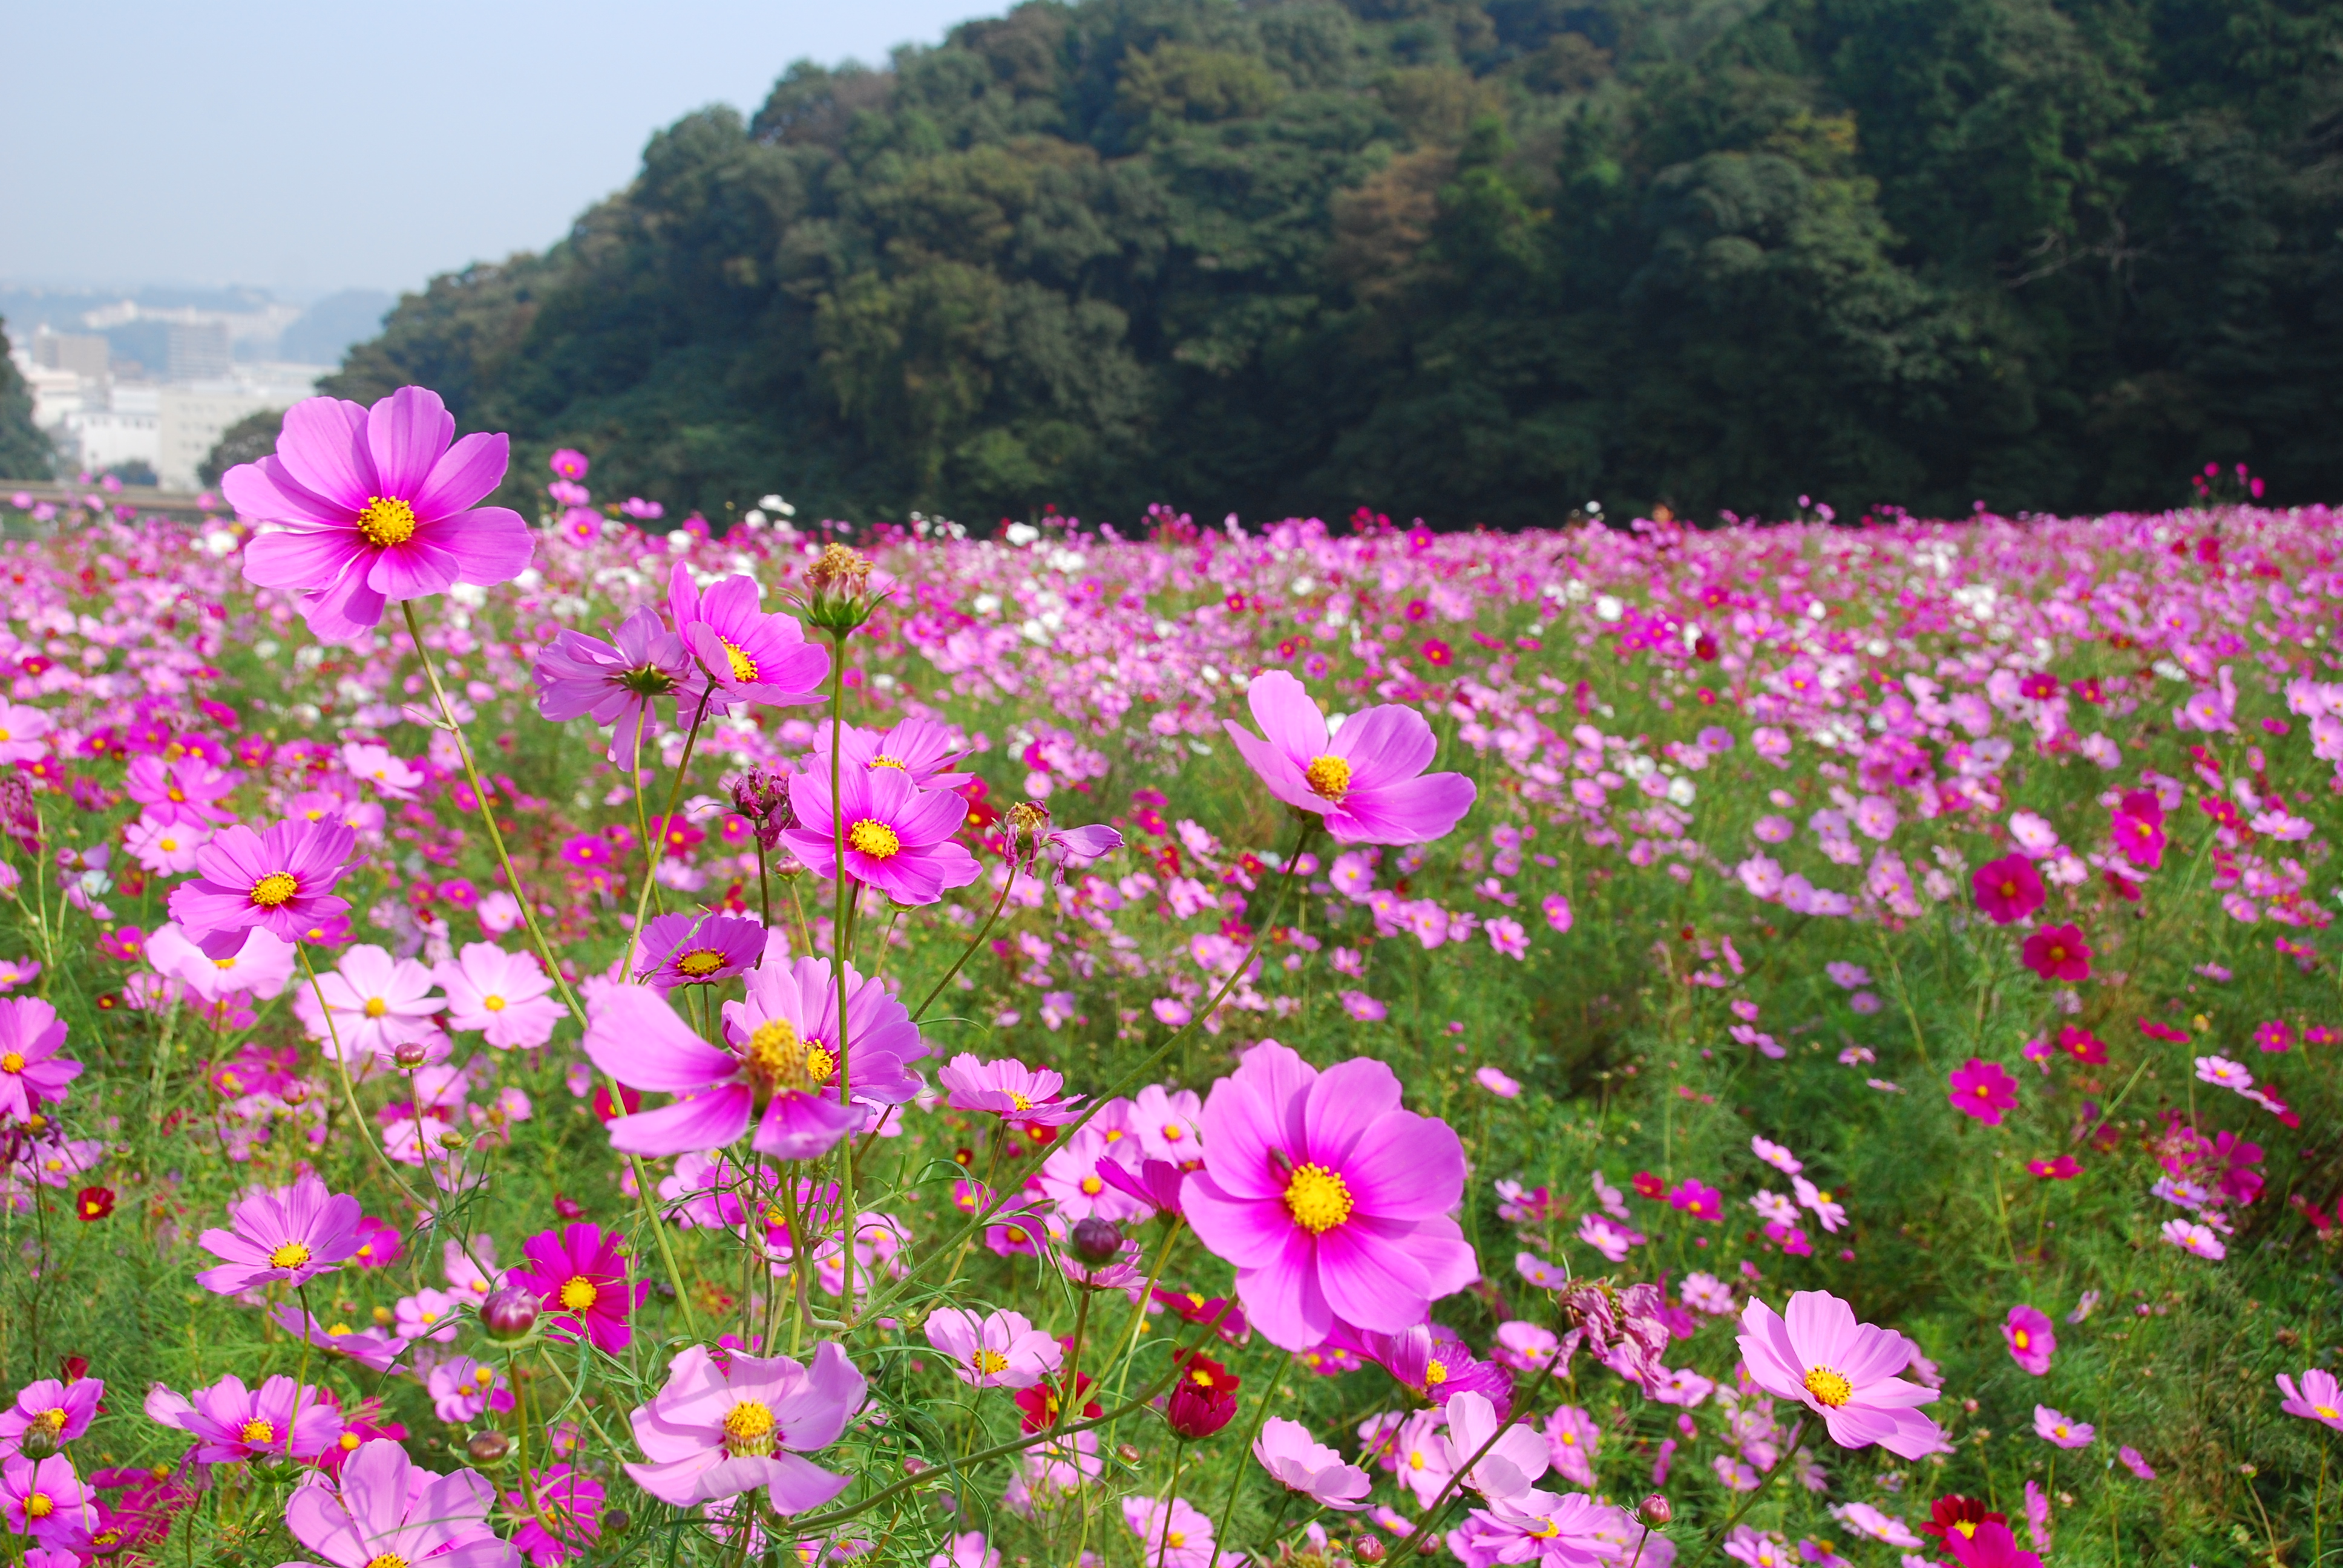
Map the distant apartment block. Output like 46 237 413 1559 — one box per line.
31 330 110 378
167 320 234 382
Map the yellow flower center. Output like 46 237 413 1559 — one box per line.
356 496 420 549
269 1240 312 1270
474 1367 496 1388
972 1348 1010 1374
0 1052 20 1073
848 818 902 858
1303 754 1351 801
1528 1520 1559 1540
1162 1123 1185 1141
870 754 907 769
1407 1449 1425 1471
363 997 388 1018
1803 1366 1853 1407
168 786 185 802
1165 1534 1187 1550
1953 1523 1978 1540
1558 1431 1576 1446
1282 1162 1354 1233
724 1399 778 1457
24 1493 53 1519
250 871 300 906
675 949 727 978
365 1555 410 1568
1010 1091 1032 1111
483 994 506 1012
2013 1329 2028 1349
327 1323 351 1337
560 1276 599 1312
2318 1405 2341 1420
1424 1359 1448 1386
241 1419 276 1445
1080 1176 1102 1195
721 640 758 682
31 1408 65 1435
744 1017 836 1096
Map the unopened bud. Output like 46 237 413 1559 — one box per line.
480 1287 540 1341
1070 1216 1122 1264
16 1419 61 1462
465 1429 511 1465
437 1128 468 1151
601 1509 632 1536
392 1040 431 1068
1116 1443 1143 1465
1639 1494 1672 1527
1353 1538 1385 1563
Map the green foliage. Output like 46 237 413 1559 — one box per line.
0 319 55 483
324 0 2343 524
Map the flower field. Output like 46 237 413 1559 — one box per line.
0 392 2336 1568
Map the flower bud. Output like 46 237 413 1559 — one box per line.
1070 1216 1123 1264
480 1287 540 1341
465 1429 511 1465
1639 1495 1672 1527
1353 1538 1386 1563
16 1416 61 1461
392 1040 431 1068
601 1510 632 1536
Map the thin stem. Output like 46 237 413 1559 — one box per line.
824 632 859 1310
1052 1287 1095 1439
1685 1416 1809 1568
1155 1442 1188 1568
914 844 1025 1022
621 683 717 980
1383 1331 1574 1568
1205 1355 1286 1568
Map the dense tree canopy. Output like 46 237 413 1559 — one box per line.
0 321 54 483
327 0 2343 527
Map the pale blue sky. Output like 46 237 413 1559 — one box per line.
1 0 997 297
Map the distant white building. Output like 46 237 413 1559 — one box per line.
156 366 327 489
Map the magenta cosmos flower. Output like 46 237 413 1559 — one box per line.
436 942 562 1049
1947 1058 2020 1125
126 755 240 830
1735 1290 1944 1459
783 765 980 904
0 998 76 1124
1 1454 91 1545
166 818 356 959
811 717 974 789
228 387 532 642
2279 1368 2343 1432
532 606 693 766
0 1377 102 1459
510 1463 603 1567
2032 1405 2093 1448
938 1054 1086 1130
1972 855 2045 925
2003 1305 2055 1376
721 949 928 1100
2020 923 2091 981
667 562 829 711
637 912 765 991
281 1439 513 1568
145 1374 344 1463
1224 671 1475 844
1182 1039 1474 1350
1254 1417 1370 1510
194 1172 364 1294
513 1222 646 1354
625 1342 865 1511
584 980 856 1160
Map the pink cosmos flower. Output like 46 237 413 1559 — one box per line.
1491 1321 1561 1372
2027 1154 2082 1180
0 703 54 765
1735 1290 1944 1459
1121 1495 1228 1568
1670 1178 1725 1221
166 818 356 959
145 1374 344 1462
0 998 76 1123
514 1223 646 1354
1751 1135 1802 1174
510 1463 603 1567
667 563 830 711
1543 1404 1599 1486
784 765 980 904
624 1342 865 1511
1450 1489 1635 1568
1474 1066 1522 1098
0 1377 102 1459
280 1438 513 1568
194 1172 364 1293
228 386 533 642
1182 1039 1475 1350
1791 1175 1846 1232
293 944 444 1063
2118 1444 2157 1478
269 1307 405 1374
1943 1521 2043 1568
427 1359 514 1424
2278 1369 2343 1432
2020 924 2091 982
938 1054 1085 1128
1442 1390 1548 1500
2161 1218 2226 1259
930 1532 999 1568
1 1454 91 1544
436 942 562 1048
1947 1058 2019 1125
635 911 764 991
2003 1305 2055 1376
125 755 239 829
2032 1405 2093 1448
1254 1417 1370 1510
532 606 693 765
811 717 974 789
923 1308 1063 1389
125 817 210 874
1222 671 1475 844
1972 854 2045 925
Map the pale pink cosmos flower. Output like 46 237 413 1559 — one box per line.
1544 1403 1599 1486
194 1172 363 1294
0 703 54 766
1121 1495 1228 1568
126 755 239 829
1253 1417 1371 1510
1223 670 1475 844
1490 1321 1561 1372
1450 1489 1636 1568
2003 1305 2055 1376
427 1358 513 1424
2160 1219 2226 1259
923 1308 1063 1390
2278 1369 2343 1432
280 1438 514 1568
2195 1055 2252 1093
624 1342 865 1512
2118 1444 2158 1479
1829 1501 1921 1547
145 1374 343 1462
1853 795 1899 840
1443 1390 1547 1500
145 921 295 1004
1736 1290 1944 1459
2033 1405 2094 1449
929 1532 1000 1568
228 385 533 643
2008 811 2060 856
1474 1065 1522 1098
1751 1135 1803 1174
938 1054 1084 1129
1792 1175 1847 1233
1040 1121 1154 1223
340 743 424 800
1129 1082 1204 1162
435 942 562 1050
125 816 210 874
293 944 444 1063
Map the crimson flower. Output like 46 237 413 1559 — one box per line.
2020 924 2091 982
1971 855 2044 925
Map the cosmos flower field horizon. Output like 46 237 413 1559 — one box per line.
0 391 2335 1568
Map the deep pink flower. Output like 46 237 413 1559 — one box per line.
624 1342 865 1511
636 912 764 992
2025 1155 2081 1180
667 562 829 711
0 998 76 1123
1 1454 91 1544
811 717 973 789
514 1223 647 1354
145 1374 343 1463
1943 1521 2043 1568
1972 855 2045 925
125 755 240 829
1222 671 1475 844
1182 1039 1475 1350
0 1377 102 1459
2279 1368 2343 1432
2003 1305 2055 1376
783 765 979 905
1947 1058 2019 1125
510 1463 603 1566
194 1172 364 1294
2020 924 2091 982
281 1438 511 1568
1668 1178 1724 1221
1735 1290 1944 1459
532 606 693 765
229 386 533 642
166 818 356 959
2110 797 2166 870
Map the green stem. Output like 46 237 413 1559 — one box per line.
1382 1330 1575 1568
1205 1355 1286 1568
826 630 858 1312
913 841 1025 1022
1682 1417 1808 1568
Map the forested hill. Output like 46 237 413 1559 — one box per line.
326 0 2343 529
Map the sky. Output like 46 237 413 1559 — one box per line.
0 0 997 299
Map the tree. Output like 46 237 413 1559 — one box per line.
0 320 54 483
198 408 283 489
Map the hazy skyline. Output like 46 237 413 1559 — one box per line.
1 0 995 301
